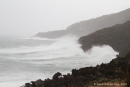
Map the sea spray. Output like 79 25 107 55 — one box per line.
85 45 119 64
0 35 118 87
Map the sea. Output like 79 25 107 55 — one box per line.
0 35 118 87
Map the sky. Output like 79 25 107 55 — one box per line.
0 0 130 38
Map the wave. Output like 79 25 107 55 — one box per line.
0 35 119 87
85 45 119 64
0 35 81 56
0 35 119 64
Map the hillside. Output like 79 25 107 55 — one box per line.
79 21 130 57
34 8 130 39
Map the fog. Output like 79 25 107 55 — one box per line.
0 0 130 38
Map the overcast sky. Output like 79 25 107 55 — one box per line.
0 0 130 38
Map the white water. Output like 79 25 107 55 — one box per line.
0 35 118 87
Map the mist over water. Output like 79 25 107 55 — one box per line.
0 35 118 87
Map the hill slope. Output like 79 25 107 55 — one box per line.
34 8 130 38
79 21 130 57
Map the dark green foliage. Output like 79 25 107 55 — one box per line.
52 72 62 80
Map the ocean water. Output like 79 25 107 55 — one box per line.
0 35 118 87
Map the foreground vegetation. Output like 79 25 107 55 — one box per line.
22 52 130 87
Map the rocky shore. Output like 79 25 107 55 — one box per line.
22 52 130 87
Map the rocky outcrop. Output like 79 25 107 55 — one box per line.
79 21 130 57
22 52 130 87
34 8 130 39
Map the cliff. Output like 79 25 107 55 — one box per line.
79 21 130 57
34 8 130 39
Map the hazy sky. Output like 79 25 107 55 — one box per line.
0 0 130 38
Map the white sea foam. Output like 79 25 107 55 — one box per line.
0 35 119 87
0 35 118 62
85 45 119 64
0 35 81 56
